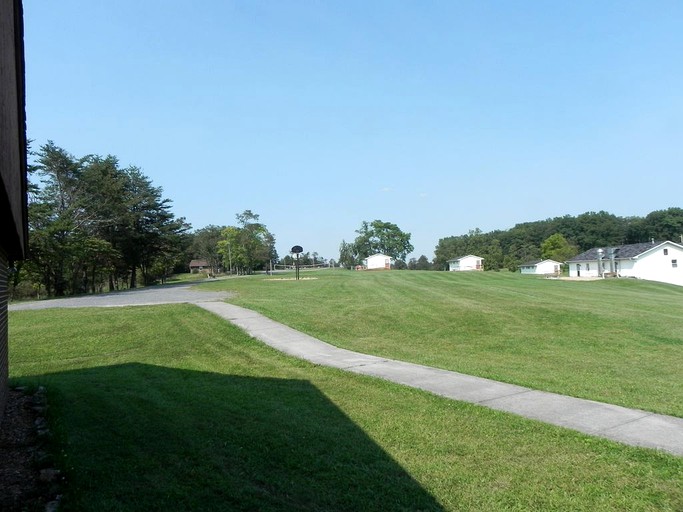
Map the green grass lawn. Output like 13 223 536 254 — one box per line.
196 270 683 417
9 305 683 511
166 272 213 283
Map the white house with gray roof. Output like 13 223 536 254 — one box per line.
448 255 483 272
566 240 683 286
519 259 562 275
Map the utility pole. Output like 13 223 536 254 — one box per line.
228 243 232 275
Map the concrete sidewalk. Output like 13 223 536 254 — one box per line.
198 301 683 457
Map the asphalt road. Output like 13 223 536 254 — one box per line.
8 282 231 311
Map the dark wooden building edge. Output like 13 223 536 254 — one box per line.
0 0 28 423
0 250 9 420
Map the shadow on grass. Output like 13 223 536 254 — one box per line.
24 363 443 511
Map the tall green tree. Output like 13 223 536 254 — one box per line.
116 167 189 288
78 154 129 290
481 238 504 271
28 142 84 295
412 255 432 270
541 233 577 262
433 228 491 270
351 220 414 261
639 208 683 243
338 239 360 269
191 225 225 275
26 142 189 295
573 211 627 251
217 211 277 274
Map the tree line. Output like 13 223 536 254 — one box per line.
433 208 683 271
191 211 279 276
13 144 286 298
334 209 683 272
338 220 414 269
17 142 190 296
192 212 343 275
11 141 297 298
14 142 682 296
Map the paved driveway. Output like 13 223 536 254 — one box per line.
9 283 231 311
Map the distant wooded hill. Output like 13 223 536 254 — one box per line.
433 208 683 271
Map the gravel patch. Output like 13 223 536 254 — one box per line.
0 387 59 511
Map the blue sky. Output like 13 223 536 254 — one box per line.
23 1 683 261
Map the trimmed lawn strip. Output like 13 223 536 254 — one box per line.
9 305 683 511
196 270 683 417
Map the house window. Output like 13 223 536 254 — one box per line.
586 263 590 271
673 259 678 268
664 249 669 255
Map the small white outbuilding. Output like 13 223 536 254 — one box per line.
364 253 393 270
519 259 562 275
447 255 484 271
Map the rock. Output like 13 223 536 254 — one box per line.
34 451 54 467
45 495 62 512
39 468 61 483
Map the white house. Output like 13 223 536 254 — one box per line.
519 259 562 275
448 255 483 272
364 253 393 270
566 240 683 286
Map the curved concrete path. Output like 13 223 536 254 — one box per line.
197 302 683 458
10 286 683 457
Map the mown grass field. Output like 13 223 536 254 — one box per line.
197 269 683 417
9 305 683 511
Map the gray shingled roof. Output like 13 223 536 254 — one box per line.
567 241 664 262
519 260 542 267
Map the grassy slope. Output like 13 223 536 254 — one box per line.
9 305 683 511
197 270 683 417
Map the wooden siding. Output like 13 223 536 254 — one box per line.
0 0 28 259
0 251 8 420
0 0 28 424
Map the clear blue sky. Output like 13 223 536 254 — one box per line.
23 1 683 261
